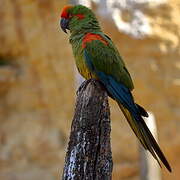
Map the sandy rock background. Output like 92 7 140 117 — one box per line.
0 0 179 179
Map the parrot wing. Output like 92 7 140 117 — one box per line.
82 33 134 91
83 34 172 172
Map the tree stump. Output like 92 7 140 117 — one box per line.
62 79 113 180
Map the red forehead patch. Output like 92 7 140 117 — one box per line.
61 5 73 18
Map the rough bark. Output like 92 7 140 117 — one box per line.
62 79 113 180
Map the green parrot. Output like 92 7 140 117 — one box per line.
60 4 171 172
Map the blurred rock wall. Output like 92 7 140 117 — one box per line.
0 0 179 180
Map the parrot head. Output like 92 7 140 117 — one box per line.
60 5 100 34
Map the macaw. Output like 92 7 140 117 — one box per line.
60 4 171 172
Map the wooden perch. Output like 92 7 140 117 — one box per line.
62 79 113 180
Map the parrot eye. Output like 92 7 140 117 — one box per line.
68 13 73 19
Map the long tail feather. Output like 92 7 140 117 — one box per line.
91 71 172 172
118 102 172 172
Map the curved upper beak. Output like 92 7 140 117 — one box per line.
60 18 69 33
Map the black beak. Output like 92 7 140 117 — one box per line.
60 18 69 33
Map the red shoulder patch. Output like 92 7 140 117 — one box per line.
74 14 85 19
61 5 73 18
82 33 108 48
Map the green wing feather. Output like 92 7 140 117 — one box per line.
84 33 134 90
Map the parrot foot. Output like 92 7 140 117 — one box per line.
76 79 92 96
